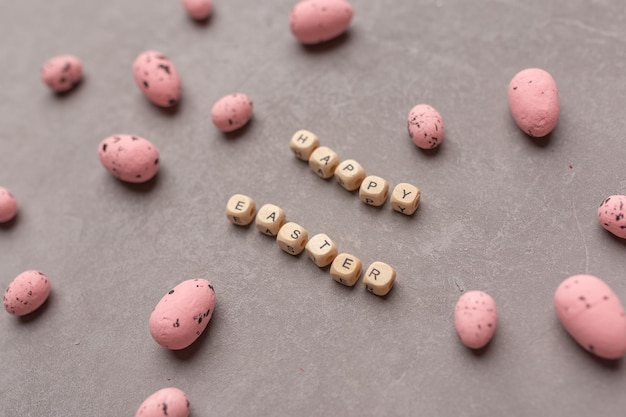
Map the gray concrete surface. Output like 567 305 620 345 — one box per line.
1 0 626 415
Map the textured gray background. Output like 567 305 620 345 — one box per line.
1 0 626 416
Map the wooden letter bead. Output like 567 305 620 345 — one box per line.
390 183 421 215
226 194 256 226
290 129 320 161
305 233 339 267
255 203 286 237
363 261 396 296
330 253 362 286
359 175 389 207
309 146 339 179
334 159 366 191
277 222 308 255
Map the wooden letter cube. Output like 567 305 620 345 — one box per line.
391 183 421 215
277 222 308 255
255 203 286 237
359 175 389 207
309 146 339 179
330 253 362 286
305 233 339 267
334 159 366 191
363 261 396 296
226 194 256 226
290 129 320 161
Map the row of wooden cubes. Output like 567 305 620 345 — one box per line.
226 194 396 296
290 129 421 215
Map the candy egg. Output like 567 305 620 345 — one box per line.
211 93 253 132
98 134 160 183
135 387 189 417
149 279 216 350
181 0 212 20
0 187 18 223
554 274 626 359
454 290 497 349
133 51 181 107
407 104 444 149
508 68 559 137
41 54 83 93
597 195 626 239
289 0 354 45
3 270 51 316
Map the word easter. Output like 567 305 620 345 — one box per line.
290 129 421 215
226 194 396 296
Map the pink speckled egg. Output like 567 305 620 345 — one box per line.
149 279 216 350
211 93 253 132
41 54 83 93
0 187 18 223
555 274 626 359
508 68 559 137
289 0 354 45
98 134 160 183
133 51 181 107
454 290 497 349
598 195 626 239
181 0 212 20
407 104 444 149
3 270 51 316
135 387 189 417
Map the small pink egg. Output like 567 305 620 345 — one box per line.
98 134 160 183
211 93 253 132
289 0 354 45
407 104 444 149
454 290 497 349
41 54 83 93
135 387 189 417
597 195 626 239
132 51 181 107
181 0 212 20
3 270 51 316
0 187 18 223
555 274 626 359
149 279 216 350
508 68 559 137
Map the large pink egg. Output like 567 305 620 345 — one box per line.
133 51 181 107
149 279 216 350
555 274 626 359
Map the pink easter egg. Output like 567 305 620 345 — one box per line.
98 134 160 183
0 187 18 223
555 274 626 359
454 290 497 349
407 104 444 149
135 387 189 417
289 0 354 45
3 270 51 316
149 279 216 350
211 93 253 133
508 68 559 137
133 51 181 107
41 54 83 93
597 195 626 239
